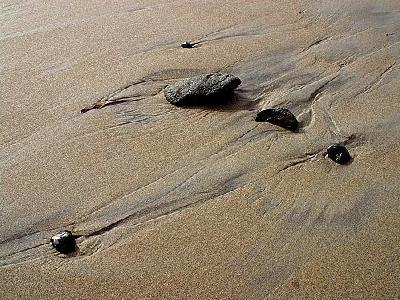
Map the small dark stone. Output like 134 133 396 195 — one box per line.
255 108 299 131
164 73 241 106
181 41 193 48
51 230 76 254
327 144 351 165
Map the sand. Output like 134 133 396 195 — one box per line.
1 0 400 299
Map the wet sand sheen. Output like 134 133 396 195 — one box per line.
1 0 400 299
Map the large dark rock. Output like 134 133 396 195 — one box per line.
51 230 76 254
255 108 299 131
327 144 351 165
164 73 241 106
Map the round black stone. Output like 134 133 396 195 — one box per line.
255 108 299 131
51 230 76 254
181 41 193 48
327 144 351 165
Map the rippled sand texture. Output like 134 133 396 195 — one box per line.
1 0 400 299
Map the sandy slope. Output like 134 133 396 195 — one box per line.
1 0 400 299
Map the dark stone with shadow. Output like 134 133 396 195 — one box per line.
180 41 201 48
181 41 193 48
50 230 77 254
164 73 241 106
327 144 351 165
255 108 299 131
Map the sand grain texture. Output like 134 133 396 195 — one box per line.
1 0 400 299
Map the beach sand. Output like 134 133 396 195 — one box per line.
1 0 400 298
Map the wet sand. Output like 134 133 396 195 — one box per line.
1 0 400 299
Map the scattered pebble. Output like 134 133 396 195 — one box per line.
327 144 351 165
255 108 299 131
181 41 194 48
164 73 241 106
51 230 76 254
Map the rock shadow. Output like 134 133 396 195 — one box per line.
176 90 257 112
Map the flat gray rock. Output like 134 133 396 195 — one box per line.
164 73 241 106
